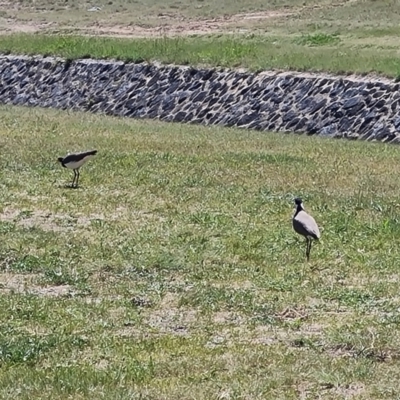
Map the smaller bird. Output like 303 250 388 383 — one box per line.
292 198 321 261
57 150 97 188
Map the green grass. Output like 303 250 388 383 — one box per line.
2 105 400 398
2 0 400 76
2 33 400 77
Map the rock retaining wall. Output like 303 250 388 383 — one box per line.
1 55 400 142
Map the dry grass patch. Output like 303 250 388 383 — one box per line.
0 272 73 297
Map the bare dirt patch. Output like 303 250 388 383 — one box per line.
0 207 125 232
327 383 366 398
0 20 54 33
0 272 72 296
326 343 400 362
147 308 197 336
118 292 198 338
248 323 323 346
0 208 69 232
0 9 291 37
117 307 198 338
275 306 309 322
145 293 198 336
87 10 291 37
0 272 36 292
33 284 72 297
296 381 365 400
213 311 246 325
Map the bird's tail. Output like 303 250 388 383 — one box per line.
88 150 98 156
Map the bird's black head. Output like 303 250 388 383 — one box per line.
294 198 305 212
294 198 303 206
57 157 65 167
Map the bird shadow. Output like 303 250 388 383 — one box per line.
310 264 329 273
58 184 82 190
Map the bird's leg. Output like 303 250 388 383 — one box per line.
75 169 80 187
71 170 77 187
305 238 308 260
306 238 311 261
308 239 313 261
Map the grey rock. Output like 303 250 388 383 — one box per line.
359 118 375 135
339 117 352 131
334 109 344 119
308 99 327 114
271 94 283 104
390 100 400 112
285 117 300 129
207 96 219 108
364 110 377 122
320 85 332 95
282 110 298 124
173 111 186 122
372 123 391 141
295 117 308 130
320 124 337 136
342 88 360 99
329 85 345 97
374 99 386 109
192 91 208 103
344 101 364 116
343 96 362 109
236 112 259 127
305 121 318 134
372 91 385 98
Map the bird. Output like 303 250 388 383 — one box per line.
292 198 321 261
57 150 97 187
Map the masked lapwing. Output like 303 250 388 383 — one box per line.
57 150 97 188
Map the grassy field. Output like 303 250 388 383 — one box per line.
2 105 400 398
1 1 400 398
1 0 400 76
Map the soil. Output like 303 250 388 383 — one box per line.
0 9 291 37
